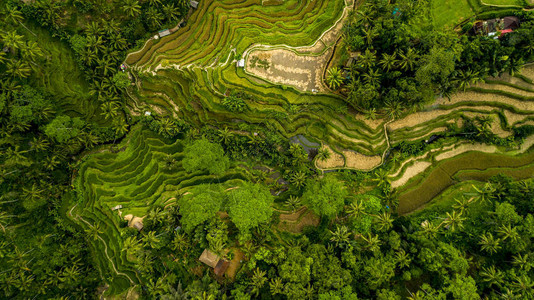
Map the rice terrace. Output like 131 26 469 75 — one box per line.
2 0 534 298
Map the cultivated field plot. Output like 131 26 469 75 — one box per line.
68 126 250 294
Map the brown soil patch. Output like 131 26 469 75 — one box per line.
343 150 381 170
278 207 308 221
246 48 331 92
316 145 345 169
225 248 244 280
278 210 320 233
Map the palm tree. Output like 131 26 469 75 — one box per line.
1 31 24 51
511 275 534 298
146 7 164 28
285 195 302 212
346 200 364 219
148 0 163 6
146 277 167 298
395 249 411 269
148 207 166 226
452 197 471 212
497 224 519 243
6 60 31 79
508 58 524 76
85 35 105 53
479 265 503 288
110 35 128 51
123 236 141 257
454 69 483 91
383 100 403 120
472 183 495 204
479 232 501 254
158 118 178 137
289 171 307 188
363 68 381 87
379 52 398 72
359 49 376 69
399 48 419 71
218 127 233 144
512 253 531 271
162 3 180 22
100 101 119 120
143 231 161 249
269 278 283 295
30 136 50 152
84 21 102 37
362 27 377 45
85 223 103 241
0 211 13 233
373 168 391 189
362 233 381 253
329 225 350 248
326 67 343 89
443 210 465 232
315 147 330 161
364 107 377 120
172 233 189 252
250 268 267 296
122 0 141 17
161 282 188 300
5 5 24 25
375 212 394 231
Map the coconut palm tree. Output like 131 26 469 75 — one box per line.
375 212 394 231
250 268 267 296
362 233 381 253
383 100 403 120
5 60 31 79
329 225 350 248
472 183 495 204
359 49 376 69
443 210 465 232
100 101 119 120
85 223 103 241
511 275 534 298
123 236 141 257
143 231 161 249
346 200 365 219
162 3 180 22
84 21 102 37
218 127 233 145
454 69 483 91
479 265 503 288
479 232 501 254
395 249 411 269
4 5 24 25
122 0 141 17
326 67 343 89
269 278 283 295
285 195 302 212
512 253 532 271
289 171 306 188
86 35 105 54
399 48 419 71
497 224 519 243
1 31 24 51
362 27 377 45
379 52 398 72
172 233 189 252
315 147 330 161
146 7 164 29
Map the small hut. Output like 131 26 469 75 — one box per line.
236 59 245 68
190 0 199 9
124 214 144 231
158 29 171 38
199 249 230 276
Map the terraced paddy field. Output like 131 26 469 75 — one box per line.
66 126 252 294
396 141 534 215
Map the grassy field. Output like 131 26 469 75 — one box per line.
431 0 475 28
482 0 526 6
